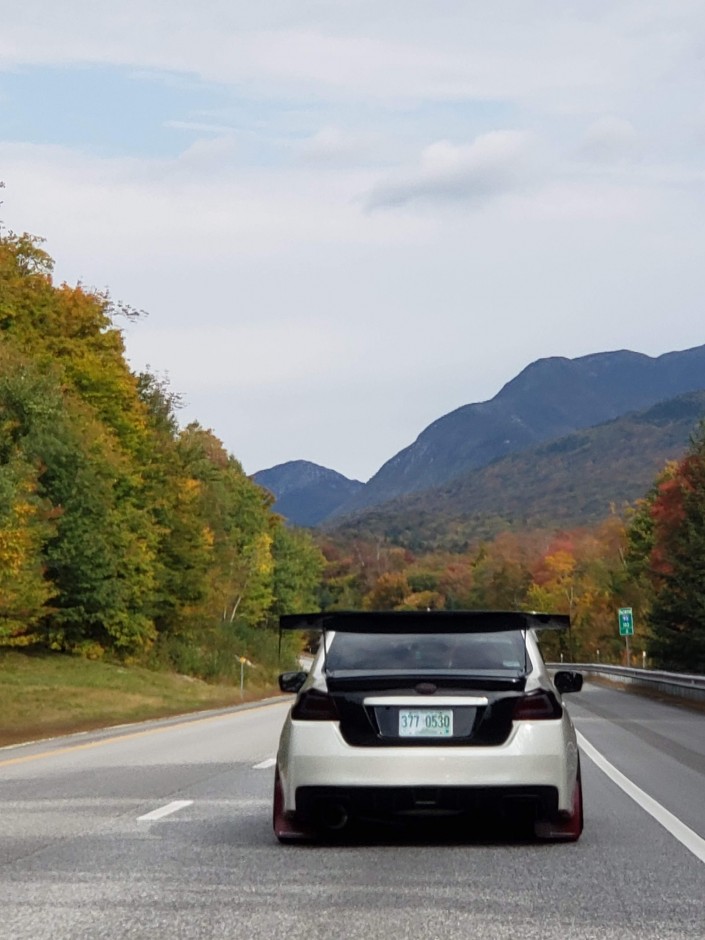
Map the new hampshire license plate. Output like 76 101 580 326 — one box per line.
398 709 453 737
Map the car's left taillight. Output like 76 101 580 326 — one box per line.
291 688 340 721
512 690 562 721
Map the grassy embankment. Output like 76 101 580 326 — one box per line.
0 650 283 748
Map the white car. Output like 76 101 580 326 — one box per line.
273 611 583 843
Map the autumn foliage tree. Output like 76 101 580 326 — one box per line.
315 520 643 664
0 350 58 643
0 229 325 671
633 428 705 671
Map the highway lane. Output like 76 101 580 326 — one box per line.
0 684 703 940
569 682 705 844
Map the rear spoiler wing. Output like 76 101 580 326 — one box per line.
279 610 570 634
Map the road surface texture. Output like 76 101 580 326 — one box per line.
0 683 703 940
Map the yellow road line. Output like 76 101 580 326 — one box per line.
0 702 284 769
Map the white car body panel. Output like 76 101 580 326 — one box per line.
279 719 578 812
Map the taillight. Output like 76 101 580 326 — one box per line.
291 689 339 721
512 690 562 721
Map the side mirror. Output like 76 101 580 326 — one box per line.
553 670 583 694
279 671 308 694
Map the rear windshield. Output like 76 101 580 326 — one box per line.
324 630 528 675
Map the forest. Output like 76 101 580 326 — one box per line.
1 226 704 678
0 230 323 683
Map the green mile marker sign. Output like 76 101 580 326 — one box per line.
618 607 634 636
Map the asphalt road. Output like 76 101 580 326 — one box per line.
0 683 703 940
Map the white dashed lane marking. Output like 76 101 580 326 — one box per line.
137 800 193 821
253 758 276 769
135 758 275 821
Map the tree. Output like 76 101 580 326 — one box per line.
0 344 158 655
363 572 410 610
0 225 321 672
38 401 158 655
1 233 149 455
644 427 705 672
523 526 636 663
1 232 161 655
0 456 54 644
168 424 279 631
270 525 325 619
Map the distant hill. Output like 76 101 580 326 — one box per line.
330 345 705 518
253 460 363 527
328 391 705 550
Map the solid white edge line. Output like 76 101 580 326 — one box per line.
138 799 193 821
253 757 276 769
577 730 705 865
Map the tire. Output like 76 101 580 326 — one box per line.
272 766 315 844
534 767 583 842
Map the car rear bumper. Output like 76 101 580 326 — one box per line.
278 718 579 815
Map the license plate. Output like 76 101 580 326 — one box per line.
398 709 453 737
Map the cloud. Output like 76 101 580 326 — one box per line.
124 322 343 392
294 126 382 165
4 2 705 481
2 1 701 111
164 119 236 135
364 131 538 210
578 116 640 163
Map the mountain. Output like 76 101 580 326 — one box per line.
253 460 363 527
330 345 705 518
328 390 705 550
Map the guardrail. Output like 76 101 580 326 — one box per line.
547 663 705 704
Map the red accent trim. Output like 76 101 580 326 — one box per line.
535 772 583 841
272 767 315 843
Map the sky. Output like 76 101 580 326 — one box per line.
1 1 704 482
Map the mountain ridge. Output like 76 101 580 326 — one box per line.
327 389 705 550
328 344 705 517
253 344 705 530
253 459 363 527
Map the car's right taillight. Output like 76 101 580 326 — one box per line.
512 690 562 721
291 688 340 721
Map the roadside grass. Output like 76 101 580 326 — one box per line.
0 650 281 748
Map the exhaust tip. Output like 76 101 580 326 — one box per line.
318 802 349 831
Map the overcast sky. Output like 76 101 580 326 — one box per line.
1 1 704 482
